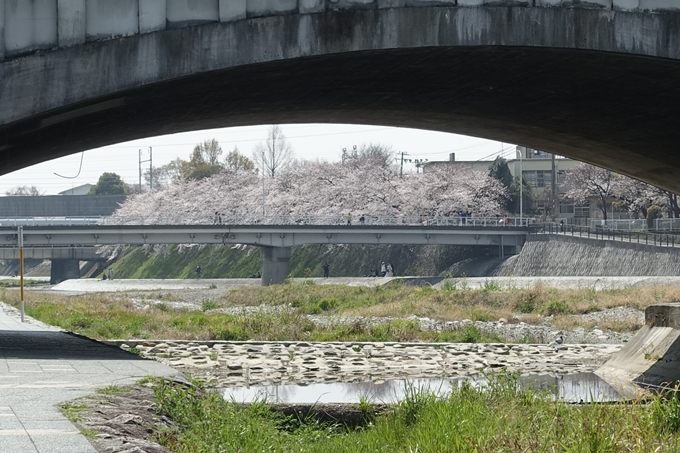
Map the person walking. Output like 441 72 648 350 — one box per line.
323 262 330 278
380 261 386 277
386 263 394 277
346 213 352 225
195 265 202 279
108 268 114 281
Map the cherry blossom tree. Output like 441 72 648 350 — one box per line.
565 163 616 220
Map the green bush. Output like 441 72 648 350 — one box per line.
540 299 572 316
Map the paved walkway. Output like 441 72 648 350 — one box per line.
0 302 181 452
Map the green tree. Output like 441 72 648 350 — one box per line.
180 139 224 181
225 147 256 174
88 172 128 195
488 157 515 213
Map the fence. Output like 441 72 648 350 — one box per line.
96 214 537 227
534 223 680 248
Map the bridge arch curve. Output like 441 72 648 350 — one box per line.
2 2 680 190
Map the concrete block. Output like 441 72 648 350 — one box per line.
86 0 138 40
139 0 166 33
246 0 298 18
405 0 454 6
167 0 219 28
613 0 638 10
5 0 58 57
379 0 406 8
300 0 326 13
219 0 246 21
457 0 485 6
57 0 86 47
0 0 4 59
483 0 532 4
333 0 376 9
646 304 680 329
640 0 680 11
536 0 611 6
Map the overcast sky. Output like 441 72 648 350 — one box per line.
0 124 517 196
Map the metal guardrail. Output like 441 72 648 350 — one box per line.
0 217 102 226
96 215 536 227
533 223 680 248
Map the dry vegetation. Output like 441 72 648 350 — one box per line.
2 281 678 342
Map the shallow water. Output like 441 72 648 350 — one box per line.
219 372 622 404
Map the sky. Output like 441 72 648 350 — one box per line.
0 123 518 195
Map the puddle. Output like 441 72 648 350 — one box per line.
220 372 622 404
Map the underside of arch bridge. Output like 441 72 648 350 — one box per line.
2 0 680 284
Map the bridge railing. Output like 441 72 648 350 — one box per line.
97 215 535 227
532 223 680 248
0 217 102 227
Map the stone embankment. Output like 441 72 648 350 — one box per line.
109 340 623 388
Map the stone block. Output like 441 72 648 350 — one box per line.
86 0 138 40
300 0 325 12
247 0 298 18
535 0 563 6
140 0 166 33
640 0 680 11
167 0 219 28
58 0 86 47
457 0 485 6
220 0 246 21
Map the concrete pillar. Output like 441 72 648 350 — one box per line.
260 246 291 286
50 259 80 284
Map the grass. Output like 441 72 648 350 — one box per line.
148 375 680 453
0 281 670 342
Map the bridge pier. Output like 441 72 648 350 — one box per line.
50 259 80 284
260 247 291 286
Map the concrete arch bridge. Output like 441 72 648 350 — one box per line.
1 0 680 193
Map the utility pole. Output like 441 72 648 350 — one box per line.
551 153 557 219
139 147 152 192
399 151 410 178
519 147 523 225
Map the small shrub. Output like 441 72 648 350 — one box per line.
317 298 337 312
515 298 536 313
201 301 219 312
541 299 572 316
442 279 457 292
483 280 502 291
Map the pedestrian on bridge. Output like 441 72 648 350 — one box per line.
323 262 330 278
346 213 352 225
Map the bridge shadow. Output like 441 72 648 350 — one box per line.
0 330 147 361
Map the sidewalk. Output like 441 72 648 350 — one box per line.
0 303 181 452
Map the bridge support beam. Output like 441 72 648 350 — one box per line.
260 246 291 286
50 259 80 284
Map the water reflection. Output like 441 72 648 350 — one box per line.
220 372 622 405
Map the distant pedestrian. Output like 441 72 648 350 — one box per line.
380 261 386 277
213 211 219 225
346 213 352 225
218 213 223 225
386 263 394 277
359 215 365 225
323 262 330 278
108 268 114 281
195 265 202 279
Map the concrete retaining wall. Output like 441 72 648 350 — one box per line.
1 0 677 59
497 235 680 276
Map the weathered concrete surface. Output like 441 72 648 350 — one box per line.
261 246 291 285
2 6 680 192
597 303 680 399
